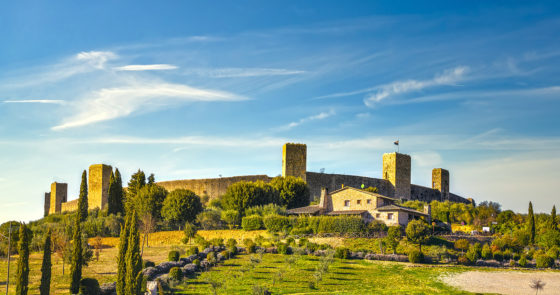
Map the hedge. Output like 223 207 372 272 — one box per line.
535 254 554 268
263 215 291 232
242 215 264 230
408 249 424 263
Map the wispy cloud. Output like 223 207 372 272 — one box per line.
114 64 178 71
52 82 247 130
3 100 65 104
277 110 335 131
185 68 306 78
76 51 117 69
364 66 469 107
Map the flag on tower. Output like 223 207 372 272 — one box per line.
394 140 399 146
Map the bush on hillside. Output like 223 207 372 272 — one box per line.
79 278 101 295
168 250 180 262
408 249 424 263
143 260 155 268
535 254 554 268
334 247 350 259
518 255 528 267
169 267 182 280
187 246 199 256
277 243 291 255
242 215 264 231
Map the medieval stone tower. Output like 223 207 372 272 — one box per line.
44 192 51 217
49 182 68 214
282 143 307 181
88 164 113 210
432 168 450 201
382 152 411 200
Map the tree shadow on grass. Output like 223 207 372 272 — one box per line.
331 271 354 275
331 277 359 281
336 266 355 270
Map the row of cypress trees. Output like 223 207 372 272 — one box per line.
527 202 558 245
117 210 143 294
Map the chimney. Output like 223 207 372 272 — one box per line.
319 187 328 211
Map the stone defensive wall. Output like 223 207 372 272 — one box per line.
61 199 78 213
156 175 273 199
306 171 395 201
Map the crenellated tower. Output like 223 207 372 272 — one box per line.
49 182 68 214
282 143 307 181
382 152 411 200
88 164 113 210
432 168 450 201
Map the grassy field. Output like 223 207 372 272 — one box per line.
175 254 480 295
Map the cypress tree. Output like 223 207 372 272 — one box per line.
77 170 88 222
125 211 143 295
39 230 52 295
528 201 535 245
15 223 31 295
551 205 558 230
116 214 131 295
69 214 83 294
114 168 124 215
108 171 117 215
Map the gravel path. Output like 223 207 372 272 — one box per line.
441 270 560 295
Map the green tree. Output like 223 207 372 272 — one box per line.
551 205 558 231
15 223 31 295
384 226 402 254
114 168 125 215
69 214 84 294
107 170 125 215
270 176 310 209
182 222 197 245
77 170 88 222
133 184 167 220
125 211 142 295
454 239 470 254
161 189 203 229
39 230 52 295
116 214 131 295
405 220 430 252
528 202 536 245
127 169 146 199
221 210 240 229
222 181 271 216
147 173 155 185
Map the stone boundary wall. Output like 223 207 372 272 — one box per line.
410 184 470 204
305 172 395 201
61 199 79 213
156 175 273 199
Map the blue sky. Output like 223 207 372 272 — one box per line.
1 1 560 224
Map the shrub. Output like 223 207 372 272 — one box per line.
305 242 319 253
509 259 516 267
317 216 365 235
187 246 199 256
246 243 257 253
408 249 424 263
242 215 264 231
493 251 503 262
243 238 254 247
277 243 292 255
220 250 230 258
79 278 101 295
518 255 528 267
143 260 155 268
546 246 559 259
481 243 492 260
334 247 350 259
193 259 201 267
291 226 313 236
195 235 210 250
457 256 470 265
535 254 554 268
285 237 295 246
454 239 470 253
169 267 182 280
168 250 180 262
263 215 292 232
209 238 224 247
245 204 287 217
465 248 478 263
298 238 309 247
228 245 238 256
226 238 237 248
207 252 216 264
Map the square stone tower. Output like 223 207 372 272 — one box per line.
49 182 68 214
382 152 411 200
44 192 51 217
432 168 450 200
282 143 307 181
88 164 113 210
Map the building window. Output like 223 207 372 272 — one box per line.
367 199 371 204
387 213 393 220
357 200 361 205
344 200 350 207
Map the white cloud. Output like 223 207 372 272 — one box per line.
3 100 65 104
411 151 443 167
114 64 178 71
186 68 306 78
52 82 246 130
76 51 117 69
277 110 335 131
364 66 468 107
